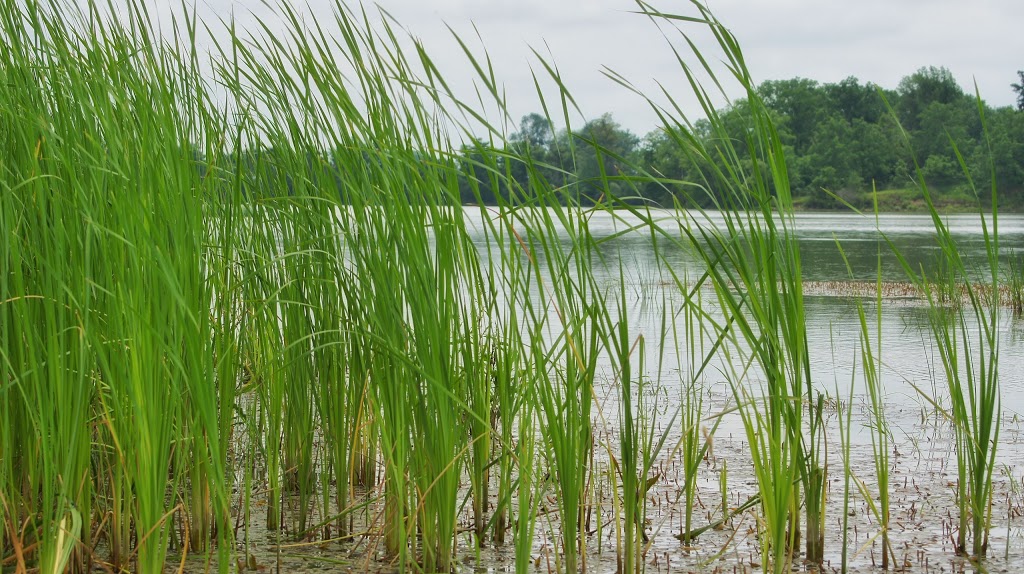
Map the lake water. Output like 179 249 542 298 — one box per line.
464 208 1024 420
456 208 1024 572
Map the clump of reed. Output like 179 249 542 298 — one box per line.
837 214 896 569
1 1 1017 574
1008 256 1024 316
1 2 235 572
0 1 654 572
886 102 1004 557
615 3 826 570
671 279 719 547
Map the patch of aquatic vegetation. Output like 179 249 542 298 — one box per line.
0 0 1017 573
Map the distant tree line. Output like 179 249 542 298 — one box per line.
458 67 1024 210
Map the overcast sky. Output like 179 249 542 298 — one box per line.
143 0 1024 136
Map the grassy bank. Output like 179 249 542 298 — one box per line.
794 186 1024 213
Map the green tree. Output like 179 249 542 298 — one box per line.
914 99 978 167
1012 71 1024 111
511 113 553 150
503 65 1024 211
572 113 639 202
824 76 887 124
758 78 829 155
458 139 503 205
637 128 708 206
848 118 901 188
801 115 857 207
975 106 1024 205
896 66 966 131
920 154 960 187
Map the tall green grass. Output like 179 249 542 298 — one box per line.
671 280 718 546
0 1 1015 573
887 97 1003 557
616 3 822 571
600 263 673 574
0 2 233 572
838 215 895 569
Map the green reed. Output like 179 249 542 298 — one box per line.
605 267 643 574
885 93 1003 558
0 1 236 571
530 231 600 574
836 376 855 574
623 3 819 570
308 208 356 540
467 329 495 549
492 331 524 547
1 8 91 570
514 392 542 574
675 282 714 546
838 221 896 569
855 300 895 569
0 0 502 570
1008 256 1023 317
486 95 614 573
5 0 1016 573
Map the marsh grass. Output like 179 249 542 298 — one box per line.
836 380 856 574
884 94 1003 558
0 0 1016 573
0 2 235 571
514 389 542 574
616 3 821 570
600 262 676 574
837 211 896 569
672 281 718 546
1008 256 1023 317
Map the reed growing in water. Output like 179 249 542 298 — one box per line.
888 99 1004 557
0 1 1013 574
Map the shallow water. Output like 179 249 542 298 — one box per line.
470 209 1024 572
168 209 1024 573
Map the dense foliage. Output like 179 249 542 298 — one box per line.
460 67 1024 210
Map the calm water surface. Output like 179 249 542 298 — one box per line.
457 208 1024 572
465 208 1024 431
